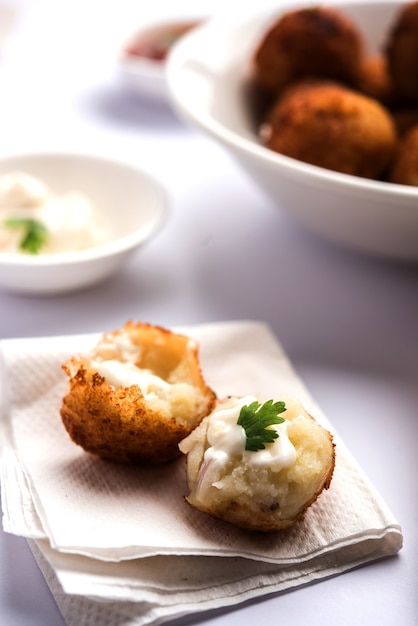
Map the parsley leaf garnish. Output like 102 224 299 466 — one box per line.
237 399 287 451
4 216 48 254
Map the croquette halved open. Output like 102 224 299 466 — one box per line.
179 395 335 532
60 321 216 464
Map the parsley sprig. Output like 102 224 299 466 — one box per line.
237 399 286 451
4 216 48 254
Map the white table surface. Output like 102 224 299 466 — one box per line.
0 1 417 625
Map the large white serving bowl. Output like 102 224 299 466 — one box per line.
166 0 418 262
0 152 168 294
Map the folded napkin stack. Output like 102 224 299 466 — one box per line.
0 321 402 626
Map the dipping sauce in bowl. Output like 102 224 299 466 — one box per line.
117 18 203 102
0 151 168 294
0 172 110 255
123 20 201 62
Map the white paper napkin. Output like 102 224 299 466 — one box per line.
0 321 403 626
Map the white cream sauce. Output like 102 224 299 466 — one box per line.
0 171 110 254
204 396 297 471
90 359 170 398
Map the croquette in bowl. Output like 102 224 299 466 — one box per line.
389 124 418 184
260 80 397 179
386 0 418 104
253 6 365 97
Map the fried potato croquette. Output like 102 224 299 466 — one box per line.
60 322 216 464
253 6 364 97
179 395 335 532
260 81 397 179
356 54 395 105
386 1 418 103
391 107 418 137
389 124 418 185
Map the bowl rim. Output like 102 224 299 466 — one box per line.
115 15 209 101
0 149 169 267
119 14 208 63
166 0 418 202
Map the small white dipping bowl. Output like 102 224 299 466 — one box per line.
116 47 167 103
116 17 203 104
166 0 418 262
0 152 168 294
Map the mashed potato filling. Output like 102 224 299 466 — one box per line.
180 394 335 531
93 330 145 363
90 357 204 422
204 395 297 471
87 329 209 423
183 396 298 506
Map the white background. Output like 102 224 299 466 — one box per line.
0 1 417 625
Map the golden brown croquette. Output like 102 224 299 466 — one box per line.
260 81 398 179
391 107 418 137
389 125 418 185
355 54 395 106
386 1 418 104
179 395 335 532
253 6 365 96
60 321 216 464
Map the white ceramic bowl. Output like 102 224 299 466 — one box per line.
0 152 168 294
167 0 418 262
116 49 167 103
116 18 204 104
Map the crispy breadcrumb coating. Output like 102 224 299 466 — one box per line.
179 396 335 532
260 80 397 179
60 322 216 464
389 124 418 185
253 6 364 97
386 1 418 103
356 54 395 106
